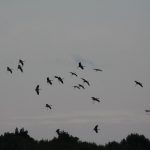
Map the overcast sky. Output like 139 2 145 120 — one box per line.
0 0 150 144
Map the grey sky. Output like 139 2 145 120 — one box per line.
0 0 150 144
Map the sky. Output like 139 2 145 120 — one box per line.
0 0 150 144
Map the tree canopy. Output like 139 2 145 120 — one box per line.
0 128 149 150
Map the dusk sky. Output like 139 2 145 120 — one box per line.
0 0 150 144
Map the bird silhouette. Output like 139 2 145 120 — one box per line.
145 109 150 113
81 78 90 86
135 81 143 87
93 125 99 133
7 67 13 74
70 72 78 77
56 129 60 136
54 76 64 84
72 85 80 89
35 85 41 95
91 97 100 103
78 62 85 70
78 84 85 89
45 104 52 110
18 64 23 72
54 76 59 80
93 68 103 72
19 59 24 66
47 77 53 85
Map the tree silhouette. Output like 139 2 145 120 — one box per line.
0 128 150 150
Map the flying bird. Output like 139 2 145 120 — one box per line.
93 125 99 133
93 68 103 72
72 85 80 89
70 72 78 77
18 64 23 72
19 59 24 66
7 67 13 74
81 78 90 86
54 76 64 84
145 109 150 113
78 84 85 89
56 129 60 135
45 104 52 110
35 85 41 95
47 77 53 85
91 97 100 103
78 62 85 70
135 81 143 87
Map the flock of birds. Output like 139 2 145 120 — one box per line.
5 59 150 134
7 59 24 74
34 61 103 126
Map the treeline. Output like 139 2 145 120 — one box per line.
0 128 150 150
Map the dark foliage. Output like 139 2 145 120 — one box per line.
0 128 150 150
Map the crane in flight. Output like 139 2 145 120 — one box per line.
18 64 23 73
72 85 80 89
78 84 85 89
47 77 53 85
35 85 41 95
7 67 13 74
91 97 100 103
70 72 78 77
93 125 100 133
93 68 103 72
19 59 24 66
81 78 90 86
145 109 150 113
78 62 85 70
54 76 64 84
134 81 143 87
45 104 52 110
56 129 60 136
